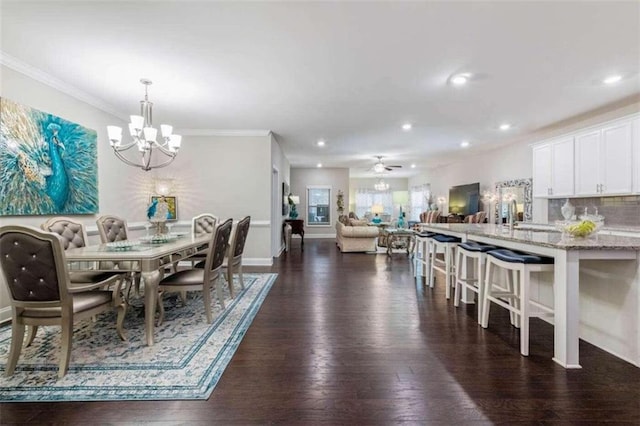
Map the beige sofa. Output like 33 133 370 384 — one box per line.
335 220 380 252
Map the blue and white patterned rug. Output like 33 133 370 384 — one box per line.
0 273 277 402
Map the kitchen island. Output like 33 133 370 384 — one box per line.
418 223 640 369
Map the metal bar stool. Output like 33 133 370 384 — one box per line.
453 241 498 323
429 234 462 299
481 248 555 356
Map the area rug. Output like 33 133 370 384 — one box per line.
0 273 277 402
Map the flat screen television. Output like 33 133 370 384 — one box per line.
448 182 480 216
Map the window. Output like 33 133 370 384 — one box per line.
409 184 431 221
307 187 331 226
354 189 393 220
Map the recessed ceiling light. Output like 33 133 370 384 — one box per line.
499 123 511 131
317 163 323 168
603 75 622 85
402 123 412 131
449 72 472 86
411 163 416 168
316 140 326 147
460 141 470 148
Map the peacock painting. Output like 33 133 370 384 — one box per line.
0 97 98 216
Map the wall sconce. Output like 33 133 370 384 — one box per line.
154 179 174 196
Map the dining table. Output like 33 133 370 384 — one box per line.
65 233 211 346
417 223 640 369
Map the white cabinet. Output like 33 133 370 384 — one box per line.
532 137 574 198
574 120 633 196
532 144 552 197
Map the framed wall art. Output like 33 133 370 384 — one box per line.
0 97 99 216
150 195 178 221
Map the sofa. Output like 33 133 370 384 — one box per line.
335 219 380 252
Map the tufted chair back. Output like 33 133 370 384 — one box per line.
191 213 218 236
0 225 68 304
204 218 233 275
230 216 251 258
41 217 89 250
96 215 129 243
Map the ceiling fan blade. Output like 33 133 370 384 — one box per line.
384 166 393 171
387 165 402 168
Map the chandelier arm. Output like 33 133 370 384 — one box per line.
113 149 149 169
112 140 141 152
151 142 178 156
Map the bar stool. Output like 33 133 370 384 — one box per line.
453 241 498 323
413 232 437 281
481 248 554 356
429 234 462 299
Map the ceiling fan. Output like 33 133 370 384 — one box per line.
372 156 402 173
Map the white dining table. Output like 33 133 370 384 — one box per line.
417 223 640 369
65 234 211 346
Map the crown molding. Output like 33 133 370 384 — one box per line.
178 129 272 137
0 50 126 121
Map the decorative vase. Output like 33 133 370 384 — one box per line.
561 199 575 220
289 204 299 219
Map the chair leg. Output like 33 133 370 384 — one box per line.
428 242 436 288
59 317 73 379
216 274 226 311
481 259 494 328
179 291 188 305
157 291 166 326
238 264 245 291
227 264 235 299
454 249 462 307
25 325 38 347
445 245 452 300
477 257 485 324
116 301 127 341
5 320 25 377
520 269 531 356
203 282 213 323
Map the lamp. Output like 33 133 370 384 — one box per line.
371 204 384 223
288 194 300 219
374 178 389 191
107 79 182 171
154 179 173 196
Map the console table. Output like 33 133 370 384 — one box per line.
284 219 304 249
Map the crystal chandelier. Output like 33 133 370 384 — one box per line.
107 79 182 171
374 178 389 191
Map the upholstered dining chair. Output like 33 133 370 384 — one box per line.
42 216 125 286
223 216 251 298
157 218 233 324
0 225 127 379
95 215 143 293
188 213 218 267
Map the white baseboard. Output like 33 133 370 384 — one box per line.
304 234 336 239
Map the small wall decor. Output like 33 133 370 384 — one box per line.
282 182 290 216
0 97 98 216
150 195 178 221
336 190 345 215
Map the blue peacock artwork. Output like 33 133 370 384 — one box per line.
0 97 98 216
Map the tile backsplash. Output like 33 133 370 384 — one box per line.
548 196 640 226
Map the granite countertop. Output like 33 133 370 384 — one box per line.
515 222 640 233
420 223 640 250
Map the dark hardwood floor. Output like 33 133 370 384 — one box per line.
2 239 639 424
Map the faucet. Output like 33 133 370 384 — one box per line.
507 199 518 229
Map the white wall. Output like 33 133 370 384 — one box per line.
0 65 286 321
290 168 349 237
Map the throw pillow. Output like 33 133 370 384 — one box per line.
349 219 369 226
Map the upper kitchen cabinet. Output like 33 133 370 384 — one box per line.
532 137 574 198
533 113 639 199
575 119 633 196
